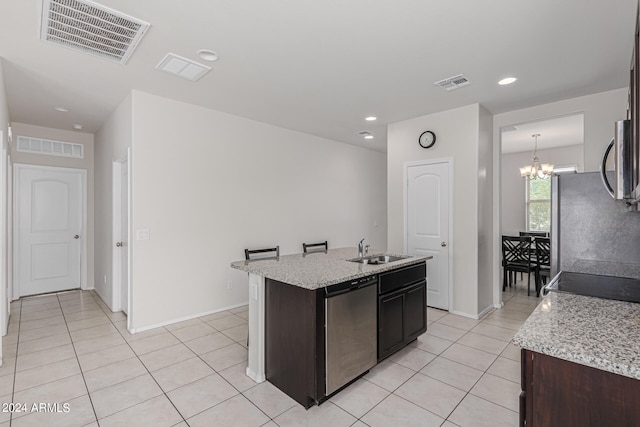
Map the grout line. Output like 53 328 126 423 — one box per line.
354 278 537 425
7 284 537 425
86 290 255 424
160 327 273 424
88 292 189 425
152 313 276 424
7 298 22 426
55 292 100 426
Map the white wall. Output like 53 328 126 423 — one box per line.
501 144 583 235
0 58 9 365
477 106 494 314
388 104 483 317
494 88 628 172
94 94 132 310
127 91 387 330
9 123 95 290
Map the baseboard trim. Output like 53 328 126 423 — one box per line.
246 366 266 383
449 304 495 320
476 304 495 319
129 301 249 334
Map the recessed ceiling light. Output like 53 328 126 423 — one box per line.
365 116 377 121
73 124 83 130
364 135 374 140
498 77 517 85
54 106 69 112
197 49 219 62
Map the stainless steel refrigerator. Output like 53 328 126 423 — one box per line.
551 171 640 279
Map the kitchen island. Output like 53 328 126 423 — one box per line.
231 247 431 407
513 291 640 426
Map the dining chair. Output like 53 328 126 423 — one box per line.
502 235 538 296
534 237 551 296
517 231 548 281
244 246 280 260
302 241 328 253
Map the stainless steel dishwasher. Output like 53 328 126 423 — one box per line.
324 275 377 396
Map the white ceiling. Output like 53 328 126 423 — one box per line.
500 113 585 154
0 0 637 153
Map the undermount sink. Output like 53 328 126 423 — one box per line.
347 254 410 265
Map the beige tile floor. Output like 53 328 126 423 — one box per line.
0 278 540 426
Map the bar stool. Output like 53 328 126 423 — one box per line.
302 241 327 253
244 246 279 260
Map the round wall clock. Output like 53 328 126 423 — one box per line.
418 131 436 149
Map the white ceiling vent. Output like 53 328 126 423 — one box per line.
155 53 211 82
434 74 471 91
17 136 84 159
40 0 150 64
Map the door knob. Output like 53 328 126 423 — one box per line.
74 235 80 239
116 242 122 247
441 242 447 247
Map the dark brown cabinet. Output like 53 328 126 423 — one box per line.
379 288 404 354
264 278 324 409
520 349 640 426
264 262 427 408
378 263 427 360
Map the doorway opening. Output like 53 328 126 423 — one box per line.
498 113 584 301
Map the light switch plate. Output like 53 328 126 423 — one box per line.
136 228 150 240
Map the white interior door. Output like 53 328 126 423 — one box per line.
15 165 85 297
120 160 129 314
406 160 451 310
113 157 130 315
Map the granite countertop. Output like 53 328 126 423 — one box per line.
513 292 640 380
230 247 432 290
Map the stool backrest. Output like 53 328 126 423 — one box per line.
244 246 280 260
302 241 328 253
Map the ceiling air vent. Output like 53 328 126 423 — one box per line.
434 74 470 91
17 136 84 159
40 0 150 64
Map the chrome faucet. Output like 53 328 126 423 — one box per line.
358 238 365 258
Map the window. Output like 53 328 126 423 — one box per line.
525 165 578 232
526 178 551 232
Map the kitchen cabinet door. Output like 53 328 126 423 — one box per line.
521 349 640 426
378 280 427 361
404 281 427 341
378 289 405 359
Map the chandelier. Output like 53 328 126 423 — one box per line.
520 134 554 179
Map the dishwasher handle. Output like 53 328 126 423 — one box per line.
325 277 377 298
